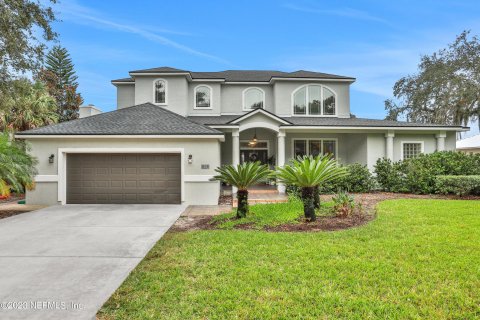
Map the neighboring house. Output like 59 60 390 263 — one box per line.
456 134 480 154
16 67 467 205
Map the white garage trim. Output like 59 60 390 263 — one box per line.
57 148 184 205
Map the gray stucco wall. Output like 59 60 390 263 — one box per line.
134 76 189 116
118 76 352 118
273 82 351 118
116 84 135 109
220 84 274 114
25 138 221 205
187 83 222 115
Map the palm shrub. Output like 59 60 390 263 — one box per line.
214 162 271 218
0 133 37 196
276 155 346 222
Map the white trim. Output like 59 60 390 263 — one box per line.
401 141 425 160
209 125 239 129
111 81 134 85
191 79 225 83
239 121 279 133
35 175 58 182
291 84 338 117
129 72 191 77
292 138 339 159
230 108 290 125
184 175 215 182
153 78 168 105
193 84 213 110
17 135 225 141
271 77 355 83
57 148 184 205
281 126 467 132
242 87 266 111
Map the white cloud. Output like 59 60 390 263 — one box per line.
57 0 231 65
282 3 392 26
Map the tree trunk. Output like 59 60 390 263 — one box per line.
301 187 316 222
313 185 320 209
236 189 249 218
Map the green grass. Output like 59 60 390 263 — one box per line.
212 197 334 229
99 199 480 320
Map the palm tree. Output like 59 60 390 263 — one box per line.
0 79 58 132
0 133 37 197
276 155 346 221
214 162 271 218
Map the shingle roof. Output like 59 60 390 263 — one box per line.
124 67 355 82
17 103 223 136
111 77 134 83
187 114 465 128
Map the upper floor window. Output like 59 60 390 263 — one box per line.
194 85 212 109
292 85 336 116
243 87 265 110
154 79 166 104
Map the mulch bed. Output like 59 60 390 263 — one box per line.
218 195 232 205
0 194 24 204
0 210 30 220
173 192 480 233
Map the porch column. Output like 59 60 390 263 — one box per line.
385 131 394 160
436 131 446 151
232 129 240 194
277 130 286 194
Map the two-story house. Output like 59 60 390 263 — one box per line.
17 67 467 205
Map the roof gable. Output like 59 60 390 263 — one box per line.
228 109 292 125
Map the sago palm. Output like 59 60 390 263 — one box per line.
214 162 271 218
0 133 38 197
276 155 346 221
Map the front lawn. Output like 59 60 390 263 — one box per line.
98 199 480 319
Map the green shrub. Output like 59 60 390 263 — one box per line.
319 163 376 193
435 175 480 196
374 151 480 194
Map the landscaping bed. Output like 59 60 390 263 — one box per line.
0 210 30 220
174 192 476 232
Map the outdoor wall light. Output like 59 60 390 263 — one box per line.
48 154 55 164
188 154 193 164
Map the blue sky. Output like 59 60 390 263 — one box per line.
53 0 480 134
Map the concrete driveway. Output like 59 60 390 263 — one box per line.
0 204 186 320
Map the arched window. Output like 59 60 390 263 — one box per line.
243 87 265 110
154 79 166 104
292 85 336 116
194 85 212 109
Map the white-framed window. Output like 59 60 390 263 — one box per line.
243 87 265 110
292 85 336 116
293 138 338 159
194 85 212 109
401 141 424 160
153 79 167 104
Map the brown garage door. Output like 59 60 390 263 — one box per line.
66 153 181 204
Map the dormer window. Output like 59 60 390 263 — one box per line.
194 85 212 109
154 79 166 104
243 87 265 110
292 85 336 116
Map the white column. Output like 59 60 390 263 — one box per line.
231 129 240 194
385 131 395 160
436 131 446 151
277 130 286 194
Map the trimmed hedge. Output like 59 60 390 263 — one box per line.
286 163 376 196
435 175 480 196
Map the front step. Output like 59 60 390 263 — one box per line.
232 191 288 207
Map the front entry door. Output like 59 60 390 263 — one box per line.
240 149 268 164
